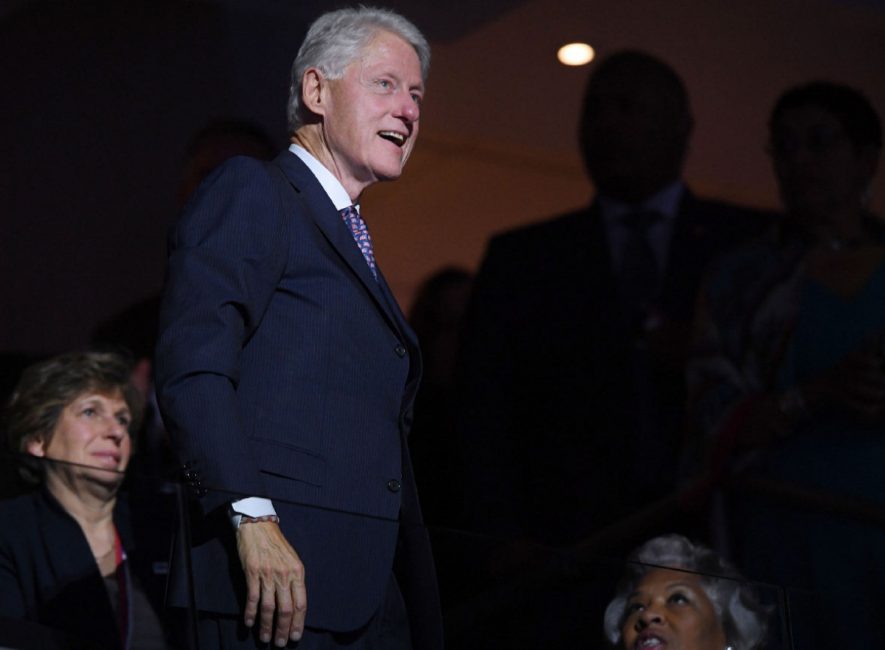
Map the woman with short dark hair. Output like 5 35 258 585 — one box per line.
0 350 169 649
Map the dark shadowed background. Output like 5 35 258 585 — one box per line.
2 0 884 356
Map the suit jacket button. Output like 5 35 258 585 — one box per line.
387 479 401 493
394 344 406 358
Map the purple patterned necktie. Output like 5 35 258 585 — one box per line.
340 205 377 280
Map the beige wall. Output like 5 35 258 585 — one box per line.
366 0 885 311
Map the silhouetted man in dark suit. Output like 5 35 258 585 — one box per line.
458 51 774 549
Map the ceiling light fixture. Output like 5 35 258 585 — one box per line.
557 42 595 66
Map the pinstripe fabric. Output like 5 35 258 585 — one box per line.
155 151 440 645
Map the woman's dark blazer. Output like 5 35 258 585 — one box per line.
0 489 130 649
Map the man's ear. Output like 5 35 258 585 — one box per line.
302 67 328 118
26 435 47 457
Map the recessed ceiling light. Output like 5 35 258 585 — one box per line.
557 42 595 66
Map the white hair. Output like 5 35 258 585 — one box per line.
603 535 770 650
286 6 430 134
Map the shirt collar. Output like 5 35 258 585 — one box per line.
288 143 358 213
598 180 685 227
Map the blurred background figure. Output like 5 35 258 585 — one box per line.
87 121 279 623
603 534 769 650
452 47 774 649
92 118 277 470
457 49 773 552
92 296 167 475
0 350 172 649
408 266 473 529
688 81 885 649
407 267 473 614
91 297 178 622
176 118 276 207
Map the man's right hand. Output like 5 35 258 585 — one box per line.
236 521 307 647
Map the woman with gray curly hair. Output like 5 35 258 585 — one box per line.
603 534 769 650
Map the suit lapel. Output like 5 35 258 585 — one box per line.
585 202 619 302
376 270 418 350
272 152 402 335
660 189 709 312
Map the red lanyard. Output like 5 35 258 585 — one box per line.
114 527 129 649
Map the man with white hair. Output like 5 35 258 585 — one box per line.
155 7 441 649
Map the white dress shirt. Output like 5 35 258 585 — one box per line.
598 180 684 277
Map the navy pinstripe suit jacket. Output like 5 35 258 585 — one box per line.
155 150 440 644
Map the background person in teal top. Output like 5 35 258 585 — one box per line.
687 81 884 650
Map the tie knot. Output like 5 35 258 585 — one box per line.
339 205 377 279
340 205 366 234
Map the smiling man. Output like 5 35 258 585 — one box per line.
154 7 441 650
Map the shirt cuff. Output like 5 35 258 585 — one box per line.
230 497 277 528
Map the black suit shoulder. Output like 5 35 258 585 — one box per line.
0 489 78 547
680 193 778 240
685 193 776 217
485 208 592 254
476 208 601 295
0 488 40 519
